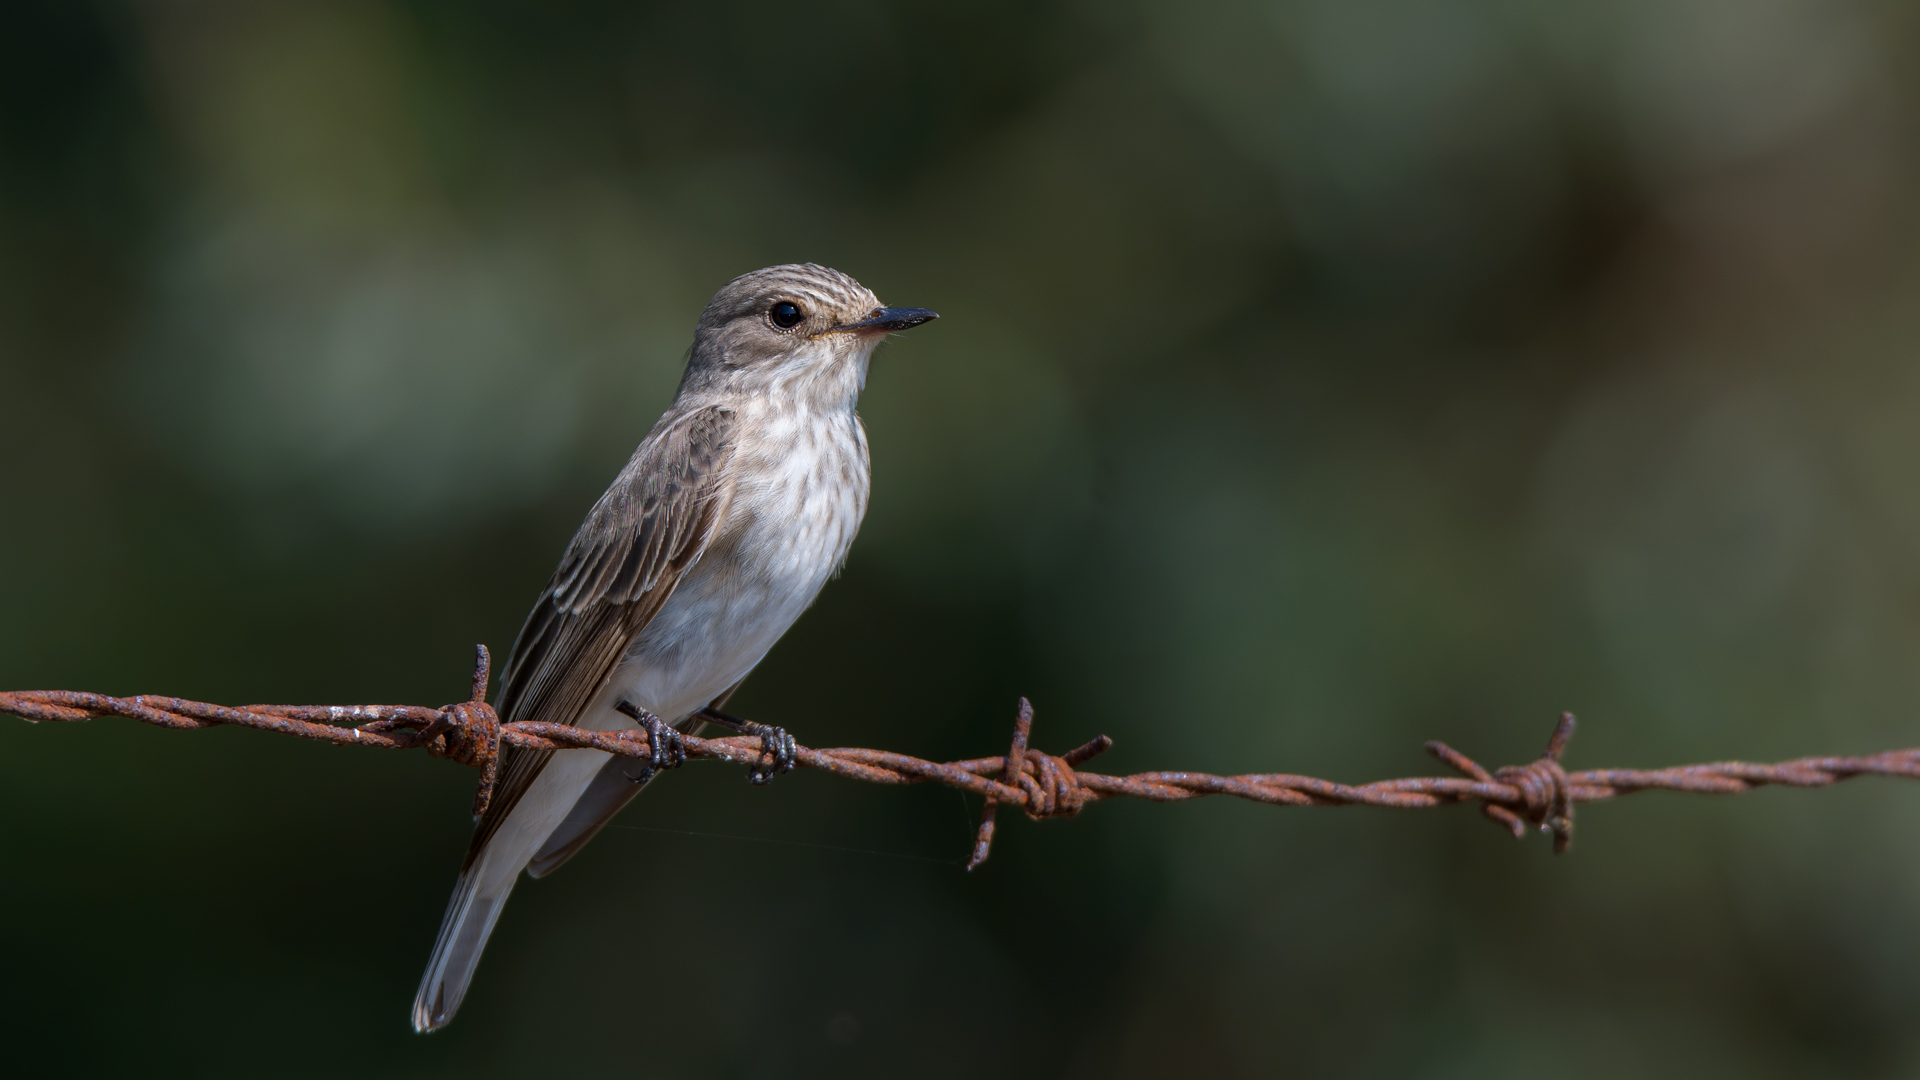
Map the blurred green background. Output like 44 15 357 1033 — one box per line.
5 0 1920 1076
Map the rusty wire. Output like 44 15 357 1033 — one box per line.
4 645 1918 869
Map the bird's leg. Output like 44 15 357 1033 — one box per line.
696 706 796 785
614 699 685 781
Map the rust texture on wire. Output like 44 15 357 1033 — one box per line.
5 645 1918 869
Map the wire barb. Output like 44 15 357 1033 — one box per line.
6 650 1920 866
423 645 502 817
967 697 1032 871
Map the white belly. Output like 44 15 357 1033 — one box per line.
618 406 869 724
612 525 849 725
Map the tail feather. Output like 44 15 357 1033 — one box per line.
410 739 621 1031
410 698 718 1030
412 863 516 1032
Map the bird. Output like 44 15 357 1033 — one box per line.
411 263 937 1032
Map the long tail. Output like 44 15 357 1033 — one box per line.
411 856 518 1033
410 739 620 1031
409 699 719 1030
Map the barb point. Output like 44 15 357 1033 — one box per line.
470 645 492 705
1546 712 1576 761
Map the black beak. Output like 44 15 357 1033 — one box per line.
840 307 939 334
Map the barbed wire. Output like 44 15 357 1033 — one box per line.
4 645 1917 869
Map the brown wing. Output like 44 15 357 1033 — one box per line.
462 405 736 870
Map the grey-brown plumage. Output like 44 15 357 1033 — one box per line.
412 264 936 1032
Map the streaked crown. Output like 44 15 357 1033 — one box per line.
697 264 881 340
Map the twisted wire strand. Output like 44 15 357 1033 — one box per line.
5 646 1918 867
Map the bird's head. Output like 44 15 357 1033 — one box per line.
682 263 937 406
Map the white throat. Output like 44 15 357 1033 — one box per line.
735 336 879 416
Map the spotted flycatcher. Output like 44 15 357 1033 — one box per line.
412 264 937 1031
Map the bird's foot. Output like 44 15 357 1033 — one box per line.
695 707 795 784
737 721 796 785
614 699 685 781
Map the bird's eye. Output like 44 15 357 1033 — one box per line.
769 301 804 329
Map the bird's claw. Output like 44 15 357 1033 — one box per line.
643 715 686 772
739 721 795 785
615 699 685 782
692 706 797 785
